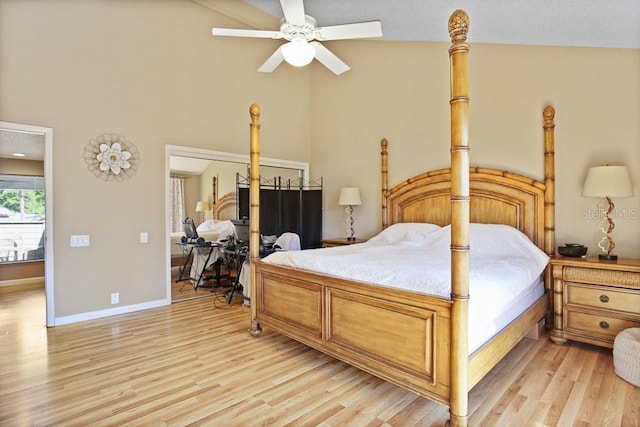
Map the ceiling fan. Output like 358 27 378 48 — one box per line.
211 0 383 75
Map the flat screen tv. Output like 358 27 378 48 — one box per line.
182 217 199 240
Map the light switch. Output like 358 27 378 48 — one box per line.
140 232 148 243
70 235 90 247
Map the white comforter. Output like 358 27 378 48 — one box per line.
262 223 549 352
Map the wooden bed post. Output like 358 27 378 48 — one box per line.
381 138 389 229
448 10 470 427
248 103 262 337
212 176 218 204
543 106 556 328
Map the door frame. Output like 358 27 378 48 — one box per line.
0 121 54 326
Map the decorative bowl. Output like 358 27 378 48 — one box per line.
558 244 587 257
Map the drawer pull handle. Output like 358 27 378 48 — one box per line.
599 321 610 329
599 294 609 303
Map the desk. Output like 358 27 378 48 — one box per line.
175 241 223 290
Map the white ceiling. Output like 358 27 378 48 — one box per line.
243 0 640 49
170 156 212 175
0 129 45 161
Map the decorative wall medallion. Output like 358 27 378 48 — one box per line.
84 133 140 182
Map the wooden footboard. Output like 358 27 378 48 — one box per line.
255 260 453 403
256 261 548 404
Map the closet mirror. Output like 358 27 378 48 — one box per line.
169 154 303 232
166 146 313 272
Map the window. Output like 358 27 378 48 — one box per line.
0 174 45 263
170 176 185 233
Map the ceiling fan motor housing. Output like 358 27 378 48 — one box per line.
280 15 319 41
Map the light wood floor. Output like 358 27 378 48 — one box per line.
1 288 638 426
171 265 239 304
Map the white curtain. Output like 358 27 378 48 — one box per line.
170 177 185 233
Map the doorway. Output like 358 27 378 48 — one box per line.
0 121 54 326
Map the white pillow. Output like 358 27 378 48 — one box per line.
468 223 548 262
439 223 549 271
368 222 442 245
197 219 236 238
196 219 221 232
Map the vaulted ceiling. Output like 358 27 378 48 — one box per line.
234 0 640 49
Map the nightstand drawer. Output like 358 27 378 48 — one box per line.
563 266 640 287
565 282 640 314
565 310 640 340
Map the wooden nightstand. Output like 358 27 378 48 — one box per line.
549 256 640 348
321 238 367 247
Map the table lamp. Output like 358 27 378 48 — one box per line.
195 201 211 224
338 187 362 241
582 165 633 260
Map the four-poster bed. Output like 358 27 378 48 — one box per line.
246 10 556 426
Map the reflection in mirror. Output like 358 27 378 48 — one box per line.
167 146 311 302
169 155 302 229
168 155 304 265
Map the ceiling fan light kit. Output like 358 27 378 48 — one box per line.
211 0 382 75
282 37 315 67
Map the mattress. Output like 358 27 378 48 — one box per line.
469 276 544 353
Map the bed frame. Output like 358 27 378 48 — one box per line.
246 10 557 426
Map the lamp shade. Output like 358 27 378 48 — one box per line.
195 201 211 212
282 37 315 67
338 187 362 206
582 166 633 198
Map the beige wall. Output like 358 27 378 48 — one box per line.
200 160 246 207
311 40 640 258
183 176 200 226
0 158 44 176
1 1 638 322
0 0 311 319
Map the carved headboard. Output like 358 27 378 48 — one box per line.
384 167 546 250
212 192 237 220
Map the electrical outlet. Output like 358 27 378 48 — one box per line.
110 292 119 304
140 232 148 243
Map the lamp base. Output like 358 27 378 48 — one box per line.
599 254 618 261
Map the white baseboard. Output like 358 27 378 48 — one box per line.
54 298 171 326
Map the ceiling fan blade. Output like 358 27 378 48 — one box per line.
258 46 285 73
212 28 282 39
316 21 383 41
310 42 350 75
279 0 306 26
